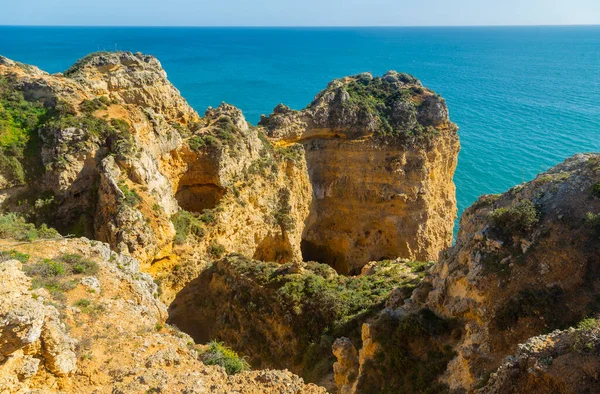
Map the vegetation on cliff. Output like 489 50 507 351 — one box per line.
0 75 47 185
168 255 431 385
201 341 250 375
0 213 59 241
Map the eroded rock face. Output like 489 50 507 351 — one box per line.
420 153 600 390
478 326 600 394
0 238 325 394
261 72 459 274
334 154 600 393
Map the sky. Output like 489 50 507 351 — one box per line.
1 0 599 26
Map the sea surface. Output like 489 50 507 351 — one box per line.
1 26 599 225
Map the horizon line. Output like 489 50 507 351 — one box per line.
1 23 599 28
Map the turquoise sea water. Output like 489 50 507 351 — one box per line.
1 26 599 222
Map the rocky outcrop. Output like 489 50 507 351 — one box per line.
332 153 600 393
0 237 325 393
0 257 77 391
479 324 600 393
421 153 600 390
168 255 429 389
261 72 459 274
0 52 312 302
332 338 359 394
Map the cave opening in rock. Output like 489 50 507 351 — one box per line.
175 183 225 213
301 239 349 275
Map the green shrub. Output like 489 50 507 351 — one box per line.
74 298 104 314
270 188 295 232
0 75 47 185
0 249 29 263
118 183 142 207
171 210 204 244
590 183 600 198
201 341 250 375
189 134 220 151
74 298 91 307
199 209 216 224
209 242 226 258
490 200 539 234
79 97 110 113
585 212 600 232
577 317 598 330
0 213 60 241
366 309 455 394
495 287 564 331
59 253 99 275
341 76 422 138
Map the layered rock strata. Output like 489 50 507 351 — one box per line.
261 72 459 273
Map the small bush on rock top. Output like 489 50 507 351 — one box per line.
490 199 539 235
577 317 598 330
201 341 250 375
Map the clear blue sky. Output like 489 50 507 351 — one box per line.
2 0 599 26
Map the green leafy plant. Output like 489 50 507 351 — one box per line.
171 210 204 244
209 242 226 258
0 75 47 185
590 182 600 198
490 199 539 234
201 341 250 375
577 317 598 330
118 183 142 207
0 249 30 263
74 298 104 314
0 213 60 241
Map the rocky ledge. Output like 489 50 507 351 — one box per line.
0 237 325 394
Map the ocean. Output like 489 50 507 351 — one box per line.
1 26 599 222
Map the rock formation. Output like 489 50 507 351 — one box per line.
261 72 459 274
2 51 598 394
0 52 313 303
331 153 600 393
167 255 429 390
0 237 325 393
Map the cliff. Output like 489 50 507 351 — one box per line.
331 153 600 393
3 50 598 394
0 52 458 299
0 52 312 303
261 72 459 274
0 236 324 393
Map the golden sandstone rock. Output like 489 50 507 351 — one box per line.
1 52 598 394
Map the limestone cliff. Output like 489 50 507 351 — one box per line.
0 237 325 394
0 53 458 304
0 52 312 303
331 153 600 393
261 72 459 274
